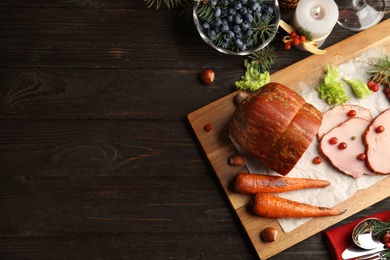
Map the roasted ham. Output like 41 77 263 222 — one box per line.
229 82 322 176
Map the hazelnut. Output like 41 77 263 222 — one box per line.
235 91 249 105
261 227 278 243
201 69 215 84
229 154 247 166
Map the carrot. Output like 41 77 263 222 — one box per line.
234 172 330 194
252 193 346 218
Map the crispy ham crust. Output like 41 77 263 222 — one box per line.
229 82 322 176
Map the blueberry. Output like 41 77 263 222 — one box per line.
221 42 229 49
203 21 211 30
233 24 241 33
227 15 234 23
226 31 235 38
214 18 222 27
251 2 260 11
241 22 249 31
214 7 221 17
221 0 229 6
234 13 243 24
222 8 228 17
233 2 242 10
244 13 253 23
246 29 254 37
210 0 217 6
235 31 243 39
235 39 243 48
228 7 236 16
221 24 229 32
208 30 217 40
246 38 254 47
264 5 274 15
240 6 248 15
240 44 247 51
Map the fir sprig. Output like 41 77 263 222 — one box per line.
296 27 313 41
144 0 191 9
250 14 277 45
248 46 276 72
370 219 390 240
368 54 390 85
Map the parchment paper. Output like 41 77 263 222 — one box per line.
236 46 390 233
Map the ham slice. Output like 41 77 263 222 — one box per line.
317 105 373 140
320 117 373 178
229 82 322 176
364 109 390 174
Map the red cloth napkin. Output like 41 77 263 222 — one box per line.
324 210 390 260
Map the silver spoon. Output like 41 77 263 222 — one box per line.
352 218 384 250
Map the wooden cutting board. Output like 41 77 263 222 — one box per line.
188 19 390 259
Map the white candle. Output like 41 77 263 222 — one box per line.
291 0 339 48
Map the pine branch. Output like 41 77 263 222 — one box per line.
144 0 191 9
248 46 276 72
250 14 277 45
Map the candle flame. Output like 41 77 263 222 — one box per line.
315 7 321 16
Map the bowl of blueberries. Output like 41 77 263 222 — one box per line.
193 0 280 55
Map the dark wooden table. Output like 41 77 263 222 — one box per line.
1 1 389 259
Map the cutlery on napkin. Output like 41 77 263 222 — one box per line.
324 210 390 260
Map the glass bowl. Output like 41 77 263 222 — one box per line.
193 0 281 56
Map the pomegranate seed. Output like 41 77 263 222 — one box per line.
347 110 356 117
357 153 366 161
204 123 213 132
329 137 338 145
338 142 347 150
375 125 385 133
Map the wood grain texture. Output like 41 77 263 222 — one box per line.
0 1 389 259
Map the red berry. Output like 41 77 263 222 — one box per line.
299 35 306 43
329 137 338 145
338 142 347 150
371 84 379 92
312 156 322 164
204 123 213 132
375 125 385 133
357 153 366 161
284 42 291 50
368 80 380 92
292 37 300 46
384 87 390 94
289 31 297 38
347 110 356 117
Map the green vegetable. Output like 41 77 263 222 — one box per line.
235 60 270 91
343 77 371 98
317 65 349 105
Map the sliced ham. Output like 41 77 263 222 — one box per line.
317 105 373 140
364 109 390 174
320 117 373 178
